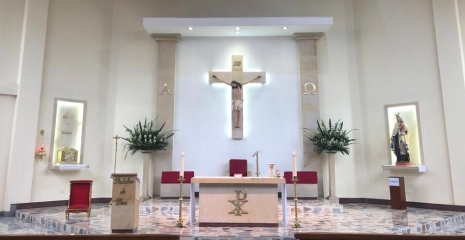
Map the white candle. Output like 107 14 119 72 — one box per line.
180 152 185 178
292 151 297 177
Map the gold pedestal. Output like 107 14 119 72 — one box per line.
292 177 302 228
175 176 186 228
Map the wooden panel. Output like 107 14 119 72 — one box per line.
389 176 406 210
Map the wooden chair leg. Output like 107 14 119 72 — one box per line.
87 210 90 218
65 211 69 220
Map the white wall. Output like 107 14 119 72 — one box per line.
0 0 459 208
431 0 465 205
0 0 24 210
104 0 159 196
173 37 301 176
315 0 366 198
354 0 454 204
107 0 365 198
0 0 24 85
30 0 113 201
0 95 16 210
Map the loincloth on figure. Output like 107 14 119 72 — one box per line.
232 99 243 111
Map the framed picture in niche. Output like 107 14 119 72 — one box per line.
49 98 87 169
385 102 424 166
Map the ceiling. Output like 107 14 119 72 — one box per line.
143 17 333 37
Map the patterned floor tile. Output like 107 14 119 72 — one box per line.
0 198 464 239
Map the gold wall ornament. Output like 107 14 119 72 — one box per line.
303 83 317 95
57 146 78 163
37 129 46 160
228 190 248 216
160 83 171 95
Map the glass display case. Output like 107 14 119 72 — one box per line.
49 98 88 170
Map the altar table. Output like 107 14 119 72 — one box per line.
189 177 287 227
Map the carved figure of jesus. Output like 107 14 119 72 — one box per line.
210 55 266 140
213 75 261 128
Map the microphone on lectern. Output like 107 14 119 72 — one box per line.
252 151 260 157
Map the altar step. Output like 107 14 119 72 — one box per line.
13 199 465 238
13 199 342 235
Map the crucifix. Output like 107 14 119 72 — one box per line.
112 135 121 174
209 55 266 140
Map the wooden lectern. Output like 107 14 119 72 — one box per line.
389 176 406 210
111 173 140 233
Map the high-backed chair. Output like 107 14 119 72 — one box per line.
283 171 318 199
66 180 93 219
160 171 194 198
227 159 251 177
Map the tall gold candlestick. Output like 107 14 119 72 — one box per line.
292 177 302 228
109 135 121 206
175 176 186 228
112 135 121 173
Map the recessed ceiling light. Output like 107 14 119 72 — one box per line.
236 31 240 34
235 27 241 30
282 26 288 30
188 27 193 30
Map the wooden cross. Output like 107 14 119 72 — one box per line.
209 55 266 140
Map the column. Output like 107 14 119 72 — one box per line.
328 152 338 203
293 33 325 198
150 34 181 196
3 0 49 210
432 0 465 205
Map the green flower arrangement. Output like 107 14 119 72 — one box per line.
122 118 175 159
303 119 355 155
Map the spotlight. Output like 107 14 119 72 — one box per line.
188 27 193 30
235 27 241 30
282 26 288 30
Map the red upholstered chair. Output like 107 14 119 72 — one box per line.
160 171 194 198
227 159 251 177
66 180 93 219
283 171 318 184
161 171 195 184
283 171 318 199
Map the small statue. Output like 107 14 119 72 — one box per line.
390 113 410 165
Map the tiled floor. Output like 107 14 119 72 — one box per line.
1 198 465 239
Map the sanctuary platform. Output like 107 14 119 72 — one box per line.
1 198 465 239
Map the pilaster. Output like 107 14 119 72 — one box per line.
432 0 465 205
151 34 181 196
294 33 324 198
4 0 49 210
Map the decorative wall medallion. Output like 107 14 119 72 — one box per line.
160 83 171 95
303 82 317 95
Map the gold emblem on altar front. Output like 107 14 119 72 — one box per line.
228 190 248 216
